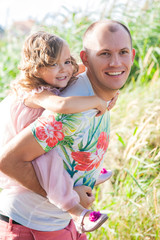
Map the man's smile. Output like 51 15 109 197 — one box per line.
105 71 124 76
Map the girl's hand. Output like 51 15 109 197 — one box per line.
95 97 108 117
95 90 120 116
107 91 120 111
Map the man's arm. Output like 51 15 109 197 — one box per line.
0 126 47 197
0 125 95 208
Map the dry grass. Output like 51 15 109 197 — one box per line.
88 79 160 240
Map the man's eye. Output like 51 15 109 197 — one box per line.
121 50 128 54
101 52 110 56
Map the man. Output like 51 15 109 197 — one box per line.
0 20 135 239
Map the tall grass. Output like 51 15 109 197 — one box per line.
0 35 23 100
87 78 160 240
127 0 160 86
0 0 159 239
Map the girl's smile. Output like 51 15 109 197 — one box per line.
39 43 74 88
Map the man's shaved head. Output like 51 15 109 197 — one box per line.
83 20 132 49
80 19 135 100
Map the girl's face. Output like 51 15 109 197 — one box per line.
39 43 74 88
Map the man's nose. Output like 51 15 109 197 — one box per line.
109 54 121 67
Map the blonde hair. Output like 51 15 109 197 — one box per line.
12 31 78 93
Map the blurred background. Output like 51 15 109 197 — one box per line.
0 0 160 239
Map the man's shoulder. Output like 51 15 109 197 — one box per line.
60 72 94 97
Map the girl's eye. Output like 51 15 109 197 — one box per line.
52 63 58 67
65 60 71 64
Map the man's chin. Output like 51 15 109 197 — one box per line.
111 81 127 90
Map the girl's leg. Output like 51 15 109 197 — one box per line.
33 149 108 233
32 149 80 211
68 204 108 233
95 168 112 186
33 150 112 211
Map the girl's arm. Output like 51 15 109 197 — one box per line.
25 90 109 116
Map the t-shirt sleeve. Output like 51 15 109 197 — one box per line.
30 108 90 152
30 111 65 152
30 107 98 153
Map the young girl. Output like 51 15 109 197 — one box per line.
0 31 115 232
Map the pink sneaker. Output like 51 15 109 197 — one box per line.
95 168 112 186
75 209 108 233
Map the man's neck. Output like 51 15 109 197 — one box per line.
86 71 118 101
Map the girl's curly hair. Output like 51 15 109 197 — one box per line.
12 31 79 93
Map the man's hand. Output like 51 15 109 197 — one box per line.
73 185 95 208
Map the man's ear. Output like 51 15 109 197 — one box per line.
132 48 136 63
80 50 88 67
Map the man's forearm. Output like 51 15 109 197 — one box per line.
0 127 46 197
2 160 46 197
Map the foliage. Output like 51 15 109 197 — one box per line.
127 0 160 85
87 79 160 240
0 35 23 100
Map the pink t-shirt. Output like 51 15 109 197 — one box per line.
0 92 44 188
0 88 79 211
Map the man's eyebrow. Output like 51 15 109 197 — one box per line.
99 49 110 52
121 47 130 50
100 47 130 51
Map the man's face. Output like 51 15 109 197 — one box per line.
81 24 135 93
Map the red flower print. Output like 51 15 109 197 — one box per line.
35 115 64 147
71 152 93 171
97 132 109 152
71 132 109 171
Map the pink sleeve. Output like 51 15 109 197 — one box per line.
32 149 80 211
19 86 61 102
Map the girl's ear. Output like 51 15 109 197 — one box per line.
80 50 88 67
33 67 39 78
76 64 85 75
